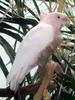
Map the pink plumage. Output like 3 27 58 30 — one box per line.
7 12 68 91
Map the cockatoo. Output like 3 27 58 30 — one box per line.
7 12 68 91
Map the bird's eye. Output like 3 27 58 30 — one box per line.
57 16 60 19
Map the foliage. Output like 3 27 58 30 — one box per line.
0 0 75 100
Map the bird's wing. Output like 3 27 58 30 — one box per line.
7 23 53 91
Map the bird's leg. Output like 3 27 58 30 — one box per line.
14 86 22 100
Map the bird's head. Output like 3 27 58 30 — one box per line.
40 12 68 30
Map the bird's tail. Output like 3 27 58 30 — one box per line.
6 65 24 91
6 64 31 91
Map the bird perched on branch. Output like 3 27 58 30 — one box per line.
7 12 68 91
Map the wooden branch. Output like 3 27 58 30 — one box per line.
33 60 62 100
0 83 40 97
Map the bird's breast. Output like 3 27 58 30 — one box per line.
37 35 61 67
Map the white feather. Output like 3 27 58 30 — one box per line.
7 22 54 91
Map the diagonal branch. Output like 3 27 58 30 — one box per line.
0 83 40 97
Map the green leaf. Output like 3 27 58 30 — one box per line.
0 5 23 18
0 18 38 36
0 5 12 17
32 0 40 15
26 73 32 84
0 36 15 63
0 10 10 17
0 28 22 42
0 22 24 35
61 91 75 100
62 74 75 91
0 56 8 77
0 0 10 7
2 18 38 26
6 97 12 100
5 0 10 3
61 55 73 69
25 5 40 21
15 0 24 17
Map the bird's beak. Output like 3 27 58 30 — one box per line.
61 16 69 29
63 16 68 22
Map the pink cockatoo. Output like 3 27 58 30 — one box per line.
7 12 68 91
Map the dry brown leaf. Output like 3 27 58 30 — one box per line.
57 0 65 12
